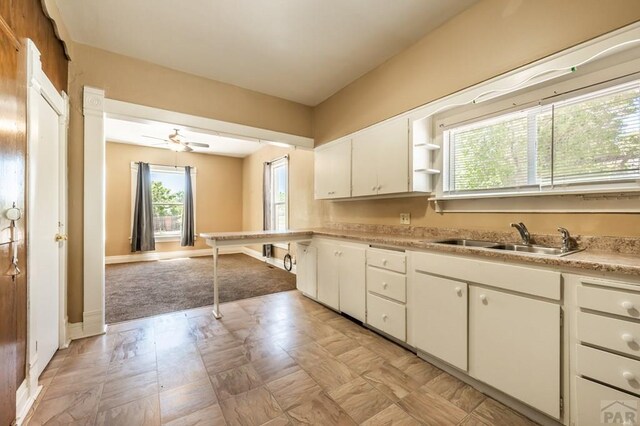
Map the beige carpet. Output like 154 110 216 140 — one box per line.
105 253 296 323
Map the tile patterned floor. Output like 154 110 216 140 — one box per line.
25 290 539 425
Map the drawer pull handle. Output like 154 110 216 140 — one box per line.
455 287 462 296
371 186 377 191
382 282 388 289
623 371 636 381
479 294 487 303
622 333 635 343
382 259 388 265
382 314 388 321
622 301 635 310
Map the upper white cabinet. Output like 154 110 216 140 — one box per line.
352 119 409 196
314 138 351 199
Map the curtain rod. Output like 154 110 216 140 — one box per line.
265 154 289 165
132 161 193 169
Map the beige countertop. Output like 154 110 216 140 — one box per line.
201 228 640 277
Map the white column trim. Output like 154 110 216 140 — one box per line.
83 86 107 338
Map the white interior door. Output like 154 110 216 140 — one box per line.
31 94 61 377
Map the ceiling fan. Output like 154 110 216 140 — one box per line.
143 129 210 152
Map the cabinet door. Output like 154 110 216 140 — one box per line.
351 129 379 197
413 273 467 371
316 242 340 310
375 119 409 195
314 139 351 199
296 243 317 298
338 245 366 322
469 286 560 418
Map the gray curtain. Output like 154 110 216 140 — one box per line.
181 166 195 246
262 161 273 257
131 162 155 252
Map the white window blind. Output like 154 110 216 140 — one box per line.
444 79 640 196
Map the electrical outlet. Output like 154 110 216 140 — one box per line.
400 213 411 225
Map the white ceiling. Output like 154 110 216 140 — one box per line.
54 0 477 105
105 117 265 157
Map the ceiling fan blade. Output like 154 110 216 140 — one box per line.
143 135 167 141
184 141 209 148
182 145 194 153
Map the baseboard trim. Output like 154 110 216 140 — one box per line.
67 321 84 341
241 247 296 274
105 247 241 264
15 379 41 426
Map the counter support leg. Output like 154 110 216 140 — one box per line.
212 246 222 319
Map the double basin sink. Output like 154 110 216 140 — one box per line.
432 239 583 257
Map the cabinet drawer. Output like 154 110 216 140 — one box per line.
577 311 640 358
578 284 640 320
577 345 640 395
367 292 406 341
367 267 406 303
575 377 639 426
367 248 406 273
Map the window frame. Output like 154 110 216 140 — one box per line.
130 163 197 242
269 157 289 250
438 73 640 200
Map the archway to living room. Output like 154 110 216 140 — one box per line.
83 89 315 331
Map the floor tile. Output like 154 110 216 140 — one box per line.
159 378 218 424
272 329 315 351
211 363 263 400
362 363 421 402
201 345 250 374
67 335 116 357
328 377 392 423
96 394 161 426
162 403 226 426
110 337 156 362
305 357 359 392
108 351 157 383
458 413 493 425
365 337 411 361
390 355 442 385
360 404 422 426
266 369 323 411
251 351 301 383
157 344 207 391
337 346 386 375
315 333 359 357
398 387 467 426
28 384 102 425
286 392 356 425
261 414 291 425
472 398 538 426
243 338 288 362
286 342 333 370
219 386 283 426
425 372 485 413
99 370 159 412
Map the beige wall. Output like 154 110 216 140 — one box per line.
242 145 324 257
314 0 640 237
67 43 313 322
105 142 243 257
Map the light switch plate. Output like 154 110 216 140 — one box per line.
400 213 411 225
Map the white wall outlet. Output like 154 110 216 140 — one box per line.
400 213 411 225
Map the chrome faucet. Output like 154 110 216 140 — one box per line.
510 222 531 245
558 227 573 253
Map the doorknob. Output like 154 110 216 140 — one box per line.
55 233 68 242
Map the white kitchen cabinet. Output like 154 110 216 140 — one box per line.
314 138 351 199
352 119 409 196
316 239 366 320
413 272 467 371
469 285 561 418
295 242 317 298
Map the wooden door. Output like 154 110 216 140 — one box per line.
469 285 561 418
316 242 339 310
413 273 467 371
337 244 365 322
0 26 24 426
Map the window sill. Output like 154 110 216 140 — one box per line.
431 186 640 202
128 234 197 243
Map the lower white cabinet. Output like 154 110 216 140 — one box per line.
469 285 561 418
316 239 366 320
413 272 467 371
367 292 406 341
295 242 317 298
574 377 639 426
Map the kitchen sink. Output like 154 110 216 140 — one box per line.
488 244 584 257
432 239 583 257
432 239 502 248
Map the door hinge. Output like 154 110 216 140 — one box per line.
559 396 564 414
560 310 564 327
